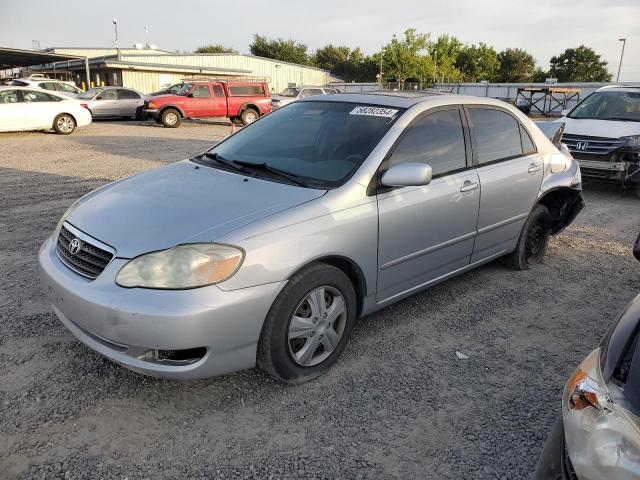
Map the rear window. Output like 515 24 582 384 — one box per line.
229 85 265 96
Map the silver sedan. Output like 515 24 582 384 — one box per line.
38 92 583 383
77 86 146 119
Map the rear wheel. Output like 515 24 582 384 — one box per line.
53 114 76 135
502 204 552 270
161 108 181 128
257 264 357 383
240 108 259 126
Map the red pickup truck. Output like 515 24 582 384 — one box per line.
144 80 272 127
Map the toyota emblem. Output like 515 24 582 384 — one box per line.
575 141 589 151
68 238 82 255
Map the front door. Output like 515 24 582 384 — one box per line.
185 84 214 118
466 107 544 262
377 107 480 302
91 89 119 116
0 89 24 131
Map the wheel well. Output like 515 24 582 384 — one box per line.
240 104 260 116
160 106 183 117
293 257 367 317
537 188 582 234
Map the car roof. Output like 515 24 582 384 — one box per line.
0 85 71 98
597 85 640 93
301 91 512 109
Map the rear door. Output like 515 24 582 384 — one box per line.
186 84 214 118
20 89 64 129
117 88 142 117
212 84 228 117
377 106 480 302
0 89 24 130
466 106 543 262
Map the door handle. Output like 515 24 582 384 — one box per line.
459 181 479 192
528 163 541 173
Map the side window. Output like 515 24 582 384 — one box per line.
520 125 536 155
388 108 467 177
118 89 139 99
96 90 117 100
213 85 224 97
22 91 61 102
469 108 523 164
0 90 21 103
56 83 79 93
39 82 56 91
191 85 210 98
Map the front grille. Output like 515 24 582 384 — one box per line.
562 133 626 157
56 225 114 279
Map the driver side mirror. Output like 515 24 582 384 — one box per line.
381 163 432 187
186 92 194 98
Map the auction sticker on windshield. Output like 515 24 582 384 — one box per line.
349 106 399 117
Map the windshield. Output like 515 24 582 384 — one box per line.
78 88 102 99
569 91 640 122
279 88 300 98
175 83 193 95
204 101 403 188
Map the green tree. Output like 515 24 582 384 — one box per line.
311 44 351 79
345 48 379 82
456 43 500 82
195 44 238 54
496 48 536 82
382 28 431 88
249 34 309 65
429 34 464 82
532 67 549 83
549 45 612 82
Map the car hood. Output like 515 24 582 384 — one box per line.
148 94 184 102
65 161 326 258
561 116 640 138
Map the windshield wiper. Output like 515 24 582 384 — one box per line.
194 152 248 173
232 160 309 187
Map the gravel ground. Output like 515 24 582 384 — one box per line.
1 121 639 480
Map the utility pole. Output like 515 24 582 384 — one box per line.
616 38 626 83
113 18 121 59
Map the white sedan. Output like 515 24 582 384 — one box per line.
0 86 92 134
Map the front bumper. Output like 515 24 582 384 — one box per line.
38 234 285 379
534 417 579 480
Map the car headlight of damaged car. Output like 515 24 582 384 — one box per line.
116 243 244 289
621 135 640 149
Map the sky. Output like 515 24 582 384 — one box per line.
1 0 639 81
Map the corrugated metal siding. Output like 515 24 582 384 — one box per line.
121 70 184 93
118 54 332 93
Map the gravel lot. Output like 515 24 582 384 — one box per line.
1 120 639 480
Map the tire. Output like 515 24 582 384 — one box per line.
502 204 552 270
53 113 76 135
161 108 181 128
240 108 259 126
257 263 357 384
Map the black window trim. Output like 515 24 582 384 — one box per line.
368 104 473 196
463 104 538 167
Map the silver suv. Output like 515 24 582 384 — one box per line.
39 92 583 383
271 86 337 109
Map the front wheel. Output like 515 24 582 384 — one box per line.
502 204 552 270
53 114 76 135
161 108 181 128
257 264 357 384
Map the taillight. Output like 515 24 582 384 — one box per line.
80 103 90 111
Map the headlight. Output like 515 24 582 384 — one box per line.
563 348 640 480
621 135 640 148
116 243 244 289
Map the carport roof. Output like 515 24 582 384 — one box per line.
0 47 84 70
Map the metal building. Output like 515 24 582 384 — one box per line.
22 47 341 94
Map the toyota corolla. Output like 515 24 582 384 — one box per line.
39 92 584 383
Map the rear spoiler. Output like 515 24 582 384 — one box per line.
535 121 565 148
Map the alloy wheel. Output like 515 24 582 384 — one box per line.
57 116 74 133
